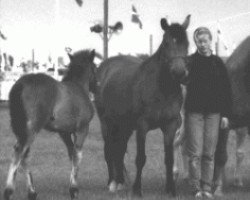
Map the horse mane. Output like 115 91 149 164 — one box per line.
62 49 92 82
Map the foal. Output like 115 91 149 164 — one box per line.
4 50 96 200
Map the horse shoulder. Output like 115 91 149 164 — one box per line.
97 56 141 116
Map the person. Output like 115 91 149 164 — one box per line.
184 27 232 199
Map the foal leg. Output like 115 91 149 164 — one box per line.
4 127 36 200
4 143 25 200
19 148 37 200
161 118 180 196
59 133 74 161
133 121 148 197
69 125 89 199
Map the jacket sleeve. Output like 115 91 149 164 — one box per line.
217 57 233 118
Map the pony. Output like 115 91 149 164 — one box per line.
94 15 191 197
3 49 96 200
213 36 250 195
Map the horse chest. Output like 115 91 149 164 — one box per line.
143 94 182 123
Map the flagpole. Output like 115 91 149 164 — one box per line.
54 0 60 79
103 0 108 60
149 34 153 55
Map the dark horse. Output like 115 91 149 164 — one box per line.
4 50 96 200
214 36 250 194
94 15 190 196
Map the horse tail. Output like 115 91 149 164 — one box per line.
9 80 28 146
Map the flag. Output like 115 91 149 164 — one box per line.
131 5 143 29
0 30 7 40
75 0 83 7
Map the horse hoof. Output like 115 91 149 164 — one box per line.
116 183 126 191
28 190 37 200
166 185 176 197
69 186 79 199
133 189 142 197
214 187 224 197
108 181 117 193
3 188 14 200
234 178 244 187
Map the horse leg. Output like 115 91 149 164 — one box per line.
234 127 247 187
101 121 116 192
19 148 37 200
133 121 148 197
59 133 74 161
69 125 89 199
213 128 229 196
161 118 180 196
113 126 132 192
4 143 25 200
4 123 36 200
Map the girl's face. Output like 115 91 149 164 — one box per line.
195 33 212 55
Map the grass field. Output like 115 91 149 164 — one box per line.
1 103 250 200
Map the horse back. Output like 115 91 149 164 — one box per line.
95 55 142 118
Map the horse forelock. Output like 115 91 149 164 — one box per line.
168 23 188 44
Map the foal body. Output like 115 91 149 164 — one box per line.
4 50 96 200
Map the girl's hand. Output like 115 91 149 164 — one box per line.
221 117 229 129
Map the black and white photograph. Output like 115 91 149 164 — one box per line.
0 0 250 199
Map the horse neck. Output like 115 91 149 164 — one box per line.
154 44 181 95
63 72 90 93
76 73 90 93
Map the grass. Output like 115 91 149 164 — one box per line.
0 103 250 199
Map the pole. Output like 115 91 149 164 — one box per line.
215 31 220 56
32 49 35 72
54 0 60 79
149 34 153 56
103 0 108 60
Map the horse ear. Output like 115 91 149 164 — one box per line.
67 53 73 61
161 18 169 31
182 15 191 30
89 49 95 62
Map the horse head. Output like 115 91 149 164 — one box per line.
159 15 190 84
64 49 97 92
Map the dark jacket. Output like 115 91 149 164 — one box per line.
184 51 232 117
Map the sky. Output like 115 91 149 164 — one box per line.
0 0 250 64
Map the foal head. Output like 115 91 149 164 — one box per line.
159 15 190 83
63 49 96 92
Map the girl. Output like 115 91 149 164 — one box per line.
185 27 232 199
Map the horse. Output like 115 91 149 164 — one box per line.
213 36 250 196
3 49 96 200
94 15 191 197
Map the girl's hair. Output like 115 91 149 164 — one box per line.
193 27 212 42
